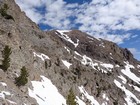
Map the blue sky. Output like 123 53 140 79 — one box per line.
15 0 140 61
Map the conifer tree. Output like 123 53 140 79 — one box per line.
66 88 77 105
0 45 11 72
15 66 28 87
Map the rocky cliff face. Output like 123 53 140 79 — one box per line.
0 0 140 105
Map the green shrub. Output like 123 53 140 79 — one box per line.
0 45 11 72
15 66 28 87
0 3 14 21
66 88 77 105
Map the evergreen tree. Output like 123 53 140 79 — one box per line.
15 66 28 87
0 45 11 72
66 88 77 105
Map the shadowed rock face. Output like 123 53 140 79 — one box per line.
0 0 140 105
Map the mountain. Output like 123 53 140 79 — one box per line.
0 0 140 105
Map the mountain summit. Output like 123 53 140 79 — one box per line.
0 0 140 105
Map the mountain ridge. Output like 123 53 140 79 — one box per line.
0 0 140 105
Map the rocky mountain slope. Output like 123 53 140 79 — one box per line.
0 0 140 105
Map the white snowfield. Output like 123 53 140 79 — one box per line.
28 76 66 105
121 61 140 85
62 60 72 69
28 75 88 105
79 86 100 105
56 30 79 48
33 52 50 61
114 79 140 105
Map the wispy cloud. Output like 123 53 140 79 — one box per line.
128 48 140 54
94 34 131 44
128 48 140 60
15 0 45 23
15 0 140 44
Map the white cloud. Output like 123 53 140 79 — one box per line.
15 0 45 23
43 0 78 29
15 0 140 44
93 34 131 44
128 48 140 55
128 48 140 60
16 0 46 8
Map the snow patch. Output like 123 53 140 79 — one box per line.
0 82 7 87
75 53 114 73
115 65 120 67
102 93 109 101
0 92 5 99
79 86 100 105
118 75 127 84
74 39 79 47
99 63 114 73
33 52 50 61
28 76 66 105
101 102 108 105
76 96 86 105
6 99 17 104
87 36 94 41
99 42 105 48
56 30 71 33
81 55 98 69
100 63 113 70
121 61 140 84
137 65 140 68
64 46 70 53
62 60 72 69
74 51 82 57
82 55 114 73
57 30 79 47
0 91 11 99
129 84 140 92
109 53 113 59
114 79 140 105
